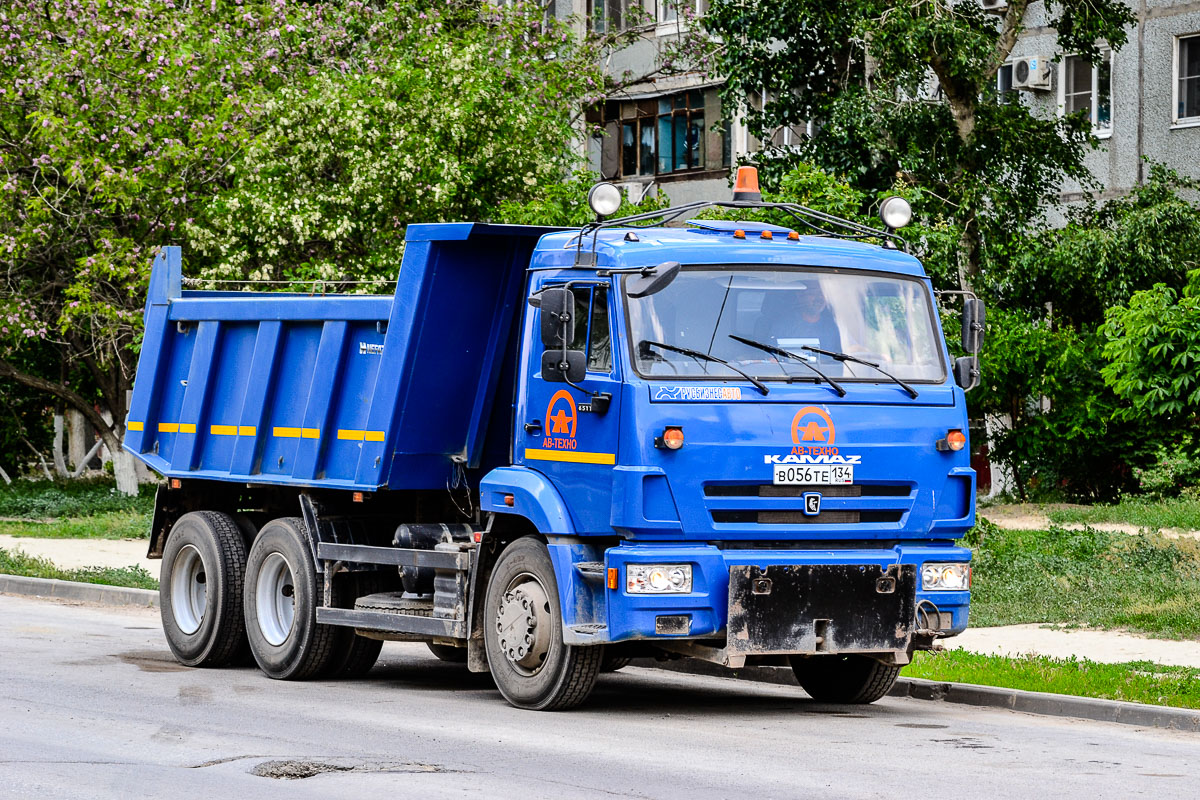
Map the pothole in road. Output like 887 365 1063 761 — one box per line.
250 759 446 780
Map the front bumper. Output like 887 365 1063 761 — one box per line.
602 543 970 651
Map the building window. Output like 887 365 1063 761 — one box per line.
1177 34 1200 123
1061 52 1112 135
599 88 729 179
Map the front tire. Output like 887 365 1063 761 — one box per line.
483 537 602 711
244 517 338 680
159 511 248 667
790 654 901 704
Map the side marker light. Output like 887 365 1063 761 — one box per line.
655 426 685 450
503 494 515 507
936 429 967 452
607 568 618 590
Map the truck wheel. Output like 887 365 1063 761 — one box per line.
326 572 385 678
789 654 901 704
483 537 602 711
244 517 338 680
601 655 632 673
427 642 468 663
159 511 248 667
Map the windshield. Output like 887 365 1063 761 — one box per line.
625 267 945 382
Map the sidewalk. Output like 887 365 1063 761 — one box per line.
3 534 1199 668
0 533 148 571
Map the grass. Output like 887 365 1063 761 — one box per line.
0 546 157 590
904 649 1200 710
1045 494 1200 531
0 478 156 520
967 519 1200 639
0 511 151 540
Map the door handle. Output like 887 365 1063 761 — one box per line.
524 420 542 434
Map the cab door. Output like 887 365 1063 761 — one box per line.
517 280 622 533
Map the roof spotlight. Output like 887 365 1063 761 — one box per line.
879 196 913 230
587 182 623 219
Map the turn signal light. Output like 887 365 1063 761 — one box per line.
655 426 685 450
936 429 967 452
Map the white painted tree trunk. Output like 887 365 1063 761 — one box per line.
112 447 140 496
52 414 69 477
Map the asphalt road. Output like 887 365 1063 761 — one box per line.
1 595 1197 799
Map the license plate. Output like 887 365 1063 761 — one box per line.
772 464 854 485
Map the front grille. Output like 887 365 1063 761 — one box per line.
704 483 913 527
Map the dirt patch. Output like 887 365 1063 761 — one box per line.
980 506 1200 538
250 759 447 780
118 649 190 673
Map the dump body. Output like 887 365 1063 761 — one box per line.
126 225 556 490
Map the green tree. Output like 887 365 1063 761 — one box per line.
704 0 1135 286
0 0 611 492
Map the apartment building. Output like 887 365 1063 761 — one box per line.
1003 0 1200 200
558 1 1200 205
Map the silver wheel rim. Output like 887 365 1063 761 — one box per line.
495 571 552 676
171 544 207 635
256 552 296 647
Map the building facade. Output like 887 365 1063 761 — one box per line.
567 1 1200 207
1004 0 1200 201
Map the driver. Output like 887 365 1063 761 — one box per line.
756 281 842 354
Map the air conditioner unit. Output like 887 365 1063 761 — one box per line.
980 0 1008 13
1011 55 1052 91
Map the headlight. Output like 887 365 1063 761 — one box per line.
921 563 971 591
627 564 693 594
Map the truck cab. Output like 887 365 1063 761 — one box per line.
128 174 983 710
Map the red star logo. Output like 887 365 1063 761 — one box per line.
549 409 573 434
797 420 829 442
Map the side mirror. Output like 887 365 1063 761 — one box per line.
961 298 985 355
627 261 681 299
954 355 980 392
539 287 576 348
541 349 586 384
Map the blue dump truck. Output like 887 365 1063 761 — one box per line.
125 170 984 710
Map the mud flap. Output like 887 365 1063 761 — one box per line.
727 564 917 658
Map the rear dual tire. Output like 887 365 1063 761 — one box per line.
243 517 339 680
160 511 248 667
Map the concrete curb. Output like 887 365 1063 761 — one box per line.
632 657 1200 732
0 574 158 608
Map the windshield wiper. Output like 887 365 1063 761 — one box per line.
801 345 919 399
640 340 769 396
728 335 846 397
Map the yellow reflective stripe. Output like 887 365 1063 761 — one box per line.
126 421 143 431
239 425 256 436
524 448 616 465
273 427 320 439
337 429 386 442
179 423 196 434
210 425 237 436
158 423 179 433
